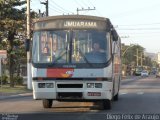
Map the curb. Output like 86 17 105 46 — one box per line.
0 92 32 100
122 76 141 81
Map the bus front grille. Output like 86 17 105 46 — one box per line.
57 84 83 88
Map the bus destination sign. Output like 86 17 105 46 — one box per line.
34 19 106 30
63 21 97 28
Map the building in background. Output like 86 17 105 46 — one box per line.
158 52 160 64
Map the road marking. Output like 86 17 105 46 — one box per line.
120 92 127 95
120 92 145 95
137 92 144 95
19 93 32 96
10 95 18 97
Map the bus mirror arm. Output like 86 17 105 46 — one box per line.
111 30 118 41
25 39 30 52
112 53 115 60
112 51 117 61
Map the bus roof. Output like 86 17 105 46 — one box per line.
33 15 113 31
34 15 109 23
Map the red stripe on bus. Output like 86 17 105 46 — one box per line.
47 68 74 78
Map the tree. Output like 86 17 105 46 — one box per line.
122 44 145 66
0 0 26 87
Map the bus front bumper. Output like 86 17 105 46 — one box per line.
32 81 113 101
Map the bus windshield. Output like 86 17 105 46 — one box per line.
32 30 111 68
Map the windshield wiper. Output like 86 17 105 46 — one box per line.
53 50 67 63
78 48 93 67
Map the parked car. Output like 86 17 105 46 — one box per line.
156 72 160 78
141 70 149 77
135 66 143 76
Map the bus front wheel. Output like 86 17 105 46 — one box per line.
43 99 53 108
99 100 111 110
113 93 119 101
103 100 111 110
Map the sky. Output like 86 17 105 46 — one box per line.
30 0 160 53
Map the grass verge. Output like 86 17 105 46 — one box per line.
0 85 32 94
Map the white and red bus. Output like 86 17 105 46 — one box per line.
31 15 121 110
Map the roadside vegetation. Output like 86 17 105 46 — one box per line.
0 74 32 93
122 44 159 76
0 85 31 94
0 0 38 88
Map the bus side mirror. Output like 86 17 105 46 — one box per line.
111 30 118 41
25 39 30 52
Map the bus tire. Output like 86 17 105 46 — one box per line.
43 99 53 108
99 100 111 110
103 100 111 110
113 93 119 101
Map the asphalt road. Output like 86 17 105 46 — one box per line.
0 75 160 120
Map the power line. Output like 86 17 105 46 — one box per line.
74 0 84 8
49 2 68 14
49 6 64 14
81 0 89 7
87 0 94 7
87 0 102 16
118 22 160 27
50 0 72 14
117 28 160 30
113 2 160 19
119 32 160 35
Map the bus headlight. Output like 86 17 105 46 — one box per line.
87 83 95 88
87 83 102 88
46 83 54 88
38 83 45 88
95 83 102 88
38 83 54 88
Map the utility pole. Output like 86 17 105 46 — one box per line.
136 48 139 66
141 52 143 66
27 0 32 89
39 9 44 18
41 0 49 16
77 7 96 15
